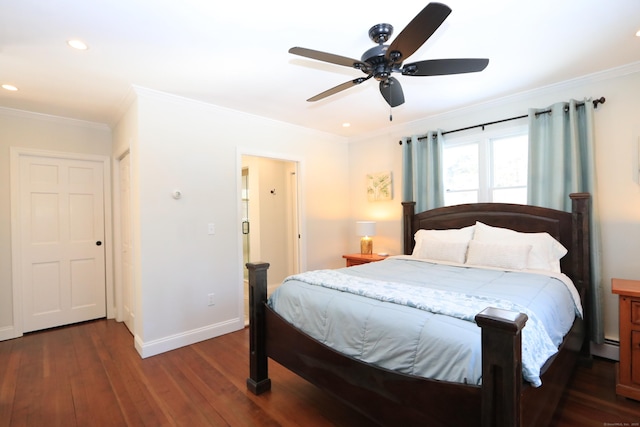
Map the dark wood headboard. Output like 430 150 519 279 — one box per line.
402 193 591 312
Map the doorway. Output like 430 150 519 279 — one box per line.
241 155 300 324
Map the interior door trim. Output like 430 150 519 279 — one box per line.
7 147 113 340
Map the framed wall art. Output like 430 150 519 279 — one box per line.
366 171 392 201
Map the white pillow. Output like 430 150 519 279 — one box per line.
466 240 532 270
412 225 475 256
472 221 567 272
414 240 469 264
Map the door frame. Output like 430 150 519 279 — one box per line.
8 147 114 339
236 148 305 318
112 148 134 333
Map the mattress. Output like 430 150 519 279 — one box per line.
268 256 582 387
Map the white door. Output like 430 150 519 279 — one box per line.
19 154 106 332
119 153 135 333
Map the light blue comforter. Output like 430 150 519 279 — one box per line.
268 257 582 387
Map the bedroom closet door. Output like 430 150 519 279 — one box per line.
15 152 107 333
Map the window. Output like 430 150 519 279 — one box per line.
443 127 528 206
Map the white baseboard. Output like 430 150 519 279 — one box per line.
134 318 244 358
0 325 21 341
591 339 619 361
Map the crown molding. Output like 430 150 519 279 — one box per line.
0 105 110 131
109 86 138 127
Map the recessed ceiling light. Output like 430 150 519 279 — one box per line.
342 122 351 128
67 39 89 50
2 84 18 91
636 29 640 37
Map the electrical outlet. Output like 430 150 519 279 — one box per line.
207 293 215 306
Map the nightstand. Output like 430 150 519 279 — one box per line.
612 278 640 401
342 253 388 267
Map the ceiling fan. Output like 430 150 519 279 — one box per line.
289 2 489 108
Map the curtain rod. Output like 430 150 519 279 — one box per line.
399 97 605 144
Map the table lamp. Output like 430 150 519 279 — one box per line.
356 221 376 255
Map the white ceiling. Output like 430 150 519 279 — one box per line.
1 0 639 138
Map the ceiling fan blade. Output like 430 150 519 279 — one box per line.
402 58 489 76
386 3 452 64
289 47 366 69
379 77 405 107
307 75 372 102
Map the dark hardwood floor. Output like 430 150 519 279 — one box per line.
1 319 638 426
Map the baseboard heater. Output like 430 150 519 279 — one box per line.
591 339 620 361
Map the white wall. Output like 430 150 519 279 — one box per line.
115 87 350 356
0 108 112 339
348 64 640 342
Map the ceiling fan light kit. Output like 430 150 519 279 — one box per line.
289 2 489 109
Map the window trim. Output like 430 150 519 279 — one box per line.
443 124 528 205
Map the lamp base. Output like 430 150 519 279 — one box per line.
360 237 372 255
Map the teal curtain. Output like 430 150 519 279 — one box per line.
402 130 445 213
527 99 603 344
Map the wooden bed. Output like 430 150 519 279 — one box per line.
246 193 591 427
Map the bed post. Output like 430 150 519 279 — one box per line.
570 192 591 357
402 201 416 255
570 192 591 292
475 307 528 427
246 262 272 395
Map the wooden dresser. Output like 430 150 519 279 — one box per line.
611 278 640 401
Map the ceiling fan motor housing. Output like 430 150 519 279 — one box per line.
361 44 395 81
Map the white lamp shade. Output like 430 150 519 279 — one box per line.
355 221 376 237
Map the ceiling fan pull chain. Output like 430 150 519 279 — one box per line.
389 82 393 121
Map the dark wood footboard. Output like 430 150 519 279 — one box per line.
246 263 543 427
